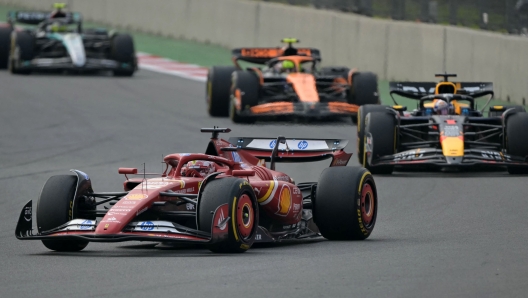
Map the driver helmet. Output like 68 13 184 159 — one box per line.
180 160 215 178
281 60 295 73
50 3 67 19
434 99 451 115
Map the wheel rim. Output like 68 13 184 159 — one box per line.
360 183 375 228
236 193 254 239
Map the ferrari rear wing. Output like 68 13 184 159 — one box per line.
7 11 82 25
228 137 351 167
389 82 493 100
231 47 321 64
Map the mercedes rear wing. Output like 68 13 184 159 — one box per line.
7 11 82 25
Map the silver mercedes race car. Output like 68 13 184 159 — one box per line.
0 10 137 76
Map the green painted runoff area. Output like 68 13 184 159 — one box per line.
1 4 524 112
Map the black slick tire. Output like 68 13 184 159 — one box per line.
349 72 379 106
198 178 259 253
207 66 237 117
37 175 89 251
0 27 12 69
111 34 136 77
357 105 389 165
364 111 396 174
10 32 34 75
230 70 259 124
506 112 528 174
314 166 377 240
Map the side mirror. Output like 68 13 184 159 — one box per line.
118 168 137 175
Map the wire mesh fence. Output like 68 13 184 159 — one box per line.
253 0 528 34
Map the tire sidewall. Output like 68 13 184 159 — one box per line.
314 166 377 240
198 178 259 252
357 105 389 164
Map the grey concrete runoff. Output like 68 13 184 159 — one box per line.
0 70 528 298
1 0 527 104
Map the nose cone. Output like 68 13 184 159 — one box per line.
286 73 319 102
63 33 86 67
441 136 464 157
445 156 463 164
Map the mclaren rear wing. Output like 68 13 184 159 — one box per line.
231 47 321 64
7 11 82 25
228 137 352 168
389 82 493 100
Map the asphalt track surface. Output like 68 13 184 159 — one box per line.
1 70 527 298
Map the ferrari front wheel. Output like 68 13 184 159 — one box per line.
37 175 89 251
198 178 259 253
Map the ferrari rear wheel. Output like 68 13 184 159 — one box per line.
357 105 389 165
314 166 377 240
506 112 528 174
198 178 259 253
364 111 396 174
37 175 89 252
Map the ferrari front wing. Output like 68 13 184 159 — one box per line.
14 200 227 244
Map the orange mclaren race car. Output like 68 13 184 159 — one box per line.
206 39 380 123
357 73 528 174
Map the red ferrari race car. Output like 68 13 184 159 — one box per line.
15 128 378 253
206 38 380 123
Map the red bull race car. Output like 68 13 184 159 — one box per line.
206 38 380 123
357 73 528 174
15 128 378 253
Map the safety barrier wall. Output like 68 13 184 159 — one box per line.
1 0 527 103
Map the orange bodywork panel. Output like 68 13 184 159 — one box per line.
286 73 319 102
250 102 294 114
328 102 359 113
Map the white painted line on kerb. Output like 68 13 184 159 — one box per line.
136 52 207 82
